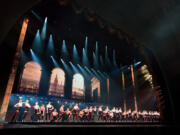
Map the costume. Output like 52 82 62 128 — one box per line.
58 106 65 121
31 104 40 122
51 111 58 122
88 107 93 121
92 107 97 120
46 103 54 121
11 101 23 122
71 105 79 121
63 110 71 121
40 106 45 122
21 102 31 122
97 106 103 120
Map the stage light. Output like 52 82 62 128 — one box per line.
105 45 111 66
93 52 99 69
31 10 42 21
84 66 94 76
100 55 104 66
91 68 101 80
20 50 29 64
32 29 41 54
70 62 79 73
61 40 69 59
41 17 47 40
82 48 89 67
77 64 89 78
73 44 80 64
30 49 41 64
51 56 59 67
61 58 72 75
85 36 88 53
95 41 98 59
47 34 55 55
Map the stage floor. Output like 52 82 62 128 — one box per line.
0 121 164 128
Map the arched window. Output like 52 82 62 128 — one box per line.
91 77 100 101
19 61 42 94
72 73 85 99
48 68 65 97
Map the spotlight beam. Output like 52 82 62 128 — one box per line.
51 56 59 67
32 29 41 54
93 52 99 69
30 49 41 64
41 17 48 40
31 10 42 21
61 59 72 75
47 34 55 55
69 62 79 73
61 40 69 59
77 64 89 78
84 66 95 76
73 44 80 64
85 36 88 53
82 48 89 67
91 68 101 80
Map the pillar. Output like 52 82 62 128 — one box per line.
0 18 29 121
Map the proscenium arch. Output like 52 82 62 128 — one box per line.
19 61 42 94
91 77 100 101
72 73 85 99
48 68 65 97
0 0 175 122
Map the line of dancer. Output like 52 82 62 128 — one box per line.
11 99 160 122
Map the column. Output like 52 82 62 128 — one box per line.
0 18 29 121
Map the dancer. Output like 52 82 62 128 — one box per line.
46 102 54 121
109 110 114 121
51 109 58 122
103 106 109 121
79 109 85 121
58 104 65 121
92 106 97 120
11 99 23 122
88 106 93 121
97 105 103 121
119 108 122 121
40 104 45 122
115 107 119 121
21 100 31 122
111 107 116 121
71 104 79 121
31 102 40 122
83 106 89 121
63 108 71 122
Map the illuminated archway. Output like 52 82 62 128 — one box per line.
91 77 100 101
19 61 42 94
72 73 85 99
48 68 65 97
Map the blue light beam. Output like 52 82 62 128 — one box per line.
30 49 41 64
32 29 41 54
47 34 55 55
73 44 80 64
51 56 59 67
69 62 79 73
61 59 72 75
82 48 89 67
61 40 69 59
41 17 47 40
